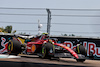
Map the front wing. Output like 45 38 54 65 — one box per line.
54 53 86 60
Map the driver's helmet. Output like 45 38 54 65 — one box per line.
42 33 49 38
42 33 48 35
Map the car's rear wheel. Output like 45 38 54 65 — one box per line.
41 42 54 59
7 39 22 55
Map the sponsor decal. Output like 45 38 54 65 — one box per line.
0 37 8 53
64 41 73 49
64 41 100 57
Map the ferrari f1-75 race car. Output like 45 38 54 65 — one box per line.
7 33 87 62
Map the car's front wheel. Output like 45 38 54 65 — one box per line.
75 44 87 62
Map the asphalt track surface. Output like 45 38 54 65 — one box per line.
0 55 100 67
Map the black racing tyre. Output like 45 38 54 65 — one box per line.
7 39 22 55
75 45 87 62
76 45 87 56
76 59 85 63
41 42 54 59
41 45 47 58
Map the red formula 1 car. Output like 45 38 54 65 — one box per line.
7 33 87 62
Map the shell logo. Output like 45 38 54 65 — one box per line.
31 44 36 52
